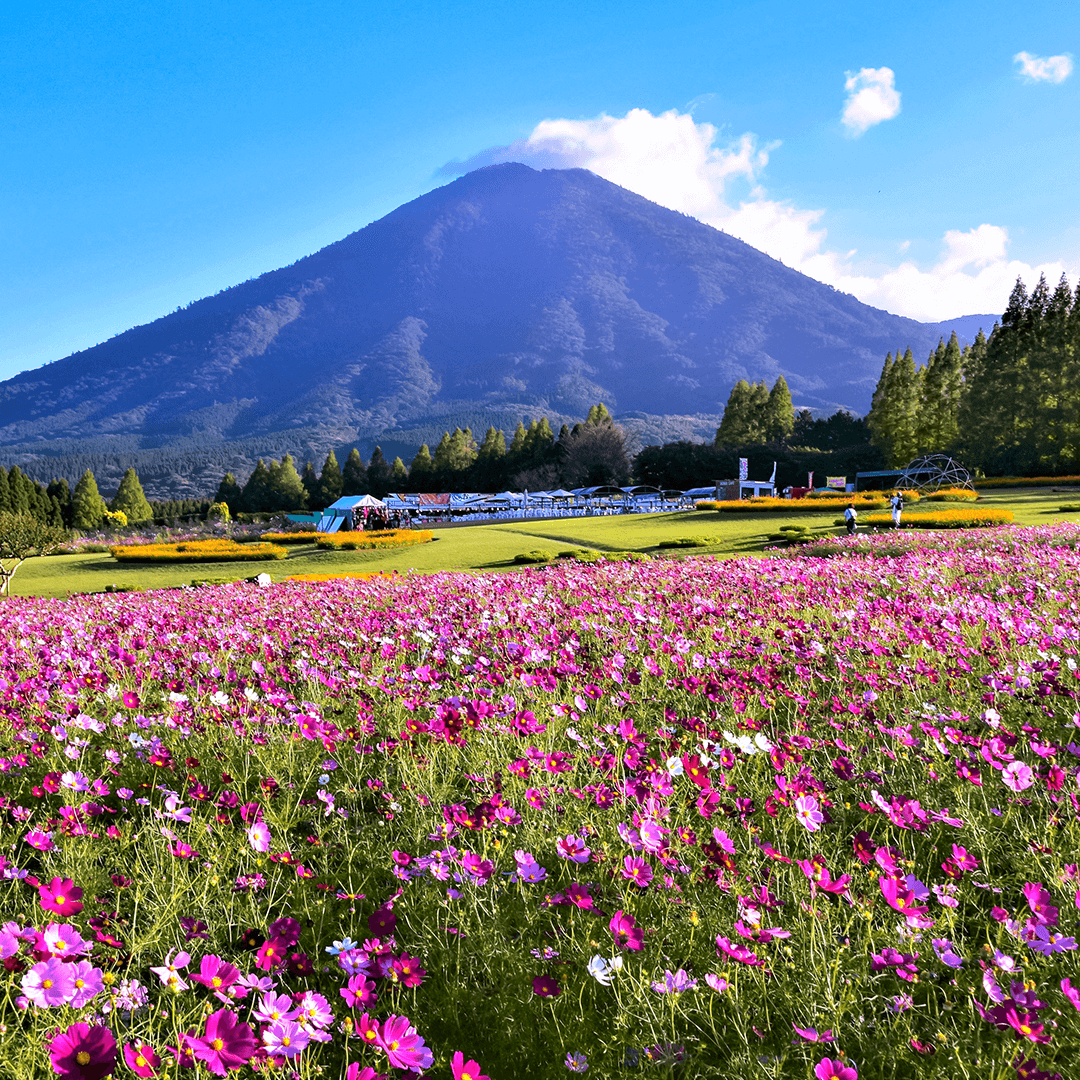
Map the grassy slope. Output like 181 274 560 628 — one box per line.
10 489 1080 598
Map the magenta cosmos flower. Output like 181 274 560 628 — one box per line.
122 1042 161 1078
532 975 561 997
815 1057 857 1080
49 1023 117 1080
609 910 644 951
24 957 77 1007
374 1013 434 1070
452 1050 491 1080
188 1009 257 1075
39 877 84 917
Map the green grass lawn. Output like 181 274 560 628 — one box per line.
9 487 1080 598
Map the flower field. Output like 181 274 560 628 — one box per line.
1 524 1079 1079
314 531 434 552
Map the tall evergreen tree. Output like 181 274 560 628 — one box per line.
867 351 896 457
390 457 408 486
109 467 153 523
215 472 244 514
241 459 274 513
300 461 320 507
763 376 795 442
367 447 391 496
46 478 72 529
408 444 433 490
317 450 344 508
341 448 368 496
0 468 10 514
71 469 107 531
716 381 759 445
267 454 307 510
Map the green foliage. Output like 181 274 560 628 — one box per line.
0 510 67 596
513 549 556 564
109 467 153 523
71 469 108 531
214 472 244 514
207 501 231 524
267 454 308 511
715 377 793 447
342 447 368 496
317 450 344 508
367 446 392 497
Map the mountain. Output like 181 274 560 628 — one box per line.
0 163 992 498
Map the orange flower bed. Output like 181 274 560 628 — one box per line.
314 529 433 550
110 539 288 562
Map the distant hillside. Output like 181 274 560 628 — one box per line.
0 163 992 498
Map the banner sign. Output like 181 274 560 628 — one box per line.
739 458 748 481
826 476 847 490
808 472 814 489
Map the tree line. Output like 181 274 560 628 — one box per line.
211 405 633 514
867 274 1080 474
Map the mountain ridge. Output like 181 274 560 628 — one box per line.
0 163 993 497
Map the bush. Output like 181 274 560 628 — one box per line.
110 539 288 562
1057 504 1080 513
513 550 555 564
243 531 320 544
656 536 721 548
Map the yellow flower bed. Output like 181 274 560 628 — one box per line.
711 495 887 513
924 487 978 502
314 529 433 551
858 508 1013 529
110 539 288 562
246 531 320 544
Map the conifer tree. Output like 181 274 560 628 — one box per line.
71 469 107 531
267 454 307 511
241 459 274 514
390 457 408 486
301 461 320 507
715 381 755 446
0 468 10 514
47 479 72 529
341 448 368 496
867 351 896 457
214 473 244 514
763 376 795 442
408 445 433 490
367 447 391 496
317 450 344 507
109 468 153 523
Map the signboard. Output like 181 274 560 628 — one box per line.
739 458 748 481
826 476 847 490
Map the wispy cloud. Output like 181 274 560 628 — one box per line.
1014 51 1073 83
440 108 1073 321
841 67 901 135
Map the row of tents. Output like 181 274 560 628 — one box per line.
310 482 779 532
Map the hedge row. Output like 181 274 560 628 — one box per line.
240 531 320 544
314 529 433 551
109 539 288 562
924 488 978 501
857 508 1013 529
705 495 888 513
973 474 1080 488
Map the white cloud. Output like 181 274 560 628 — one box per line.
1014 51 1073 83
445 108 1075 321
841 68 901 135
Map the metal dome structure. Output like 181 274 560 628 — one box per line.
902 454 974 492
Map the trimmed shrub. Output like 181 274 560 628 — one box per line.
513 550 555 565
1059 504 1080 513
714 495 887 513
656 536 721 548
244 531 320 544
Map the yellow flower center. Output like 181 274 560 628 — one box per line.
390 1040 400 1051
365 1029 376 1040
463 1073 474 1080
56 895 66 905
75 978 85 989
211 1038 224 1051
43 979 53 989
136 1055 148 1067
212 977 222 987
77 1052 91 1066
283 1036 291 1047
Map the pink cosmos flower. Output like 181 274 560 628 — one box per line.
1061 978 1080 1011
23 956 76 1007
794 1026 834 1043
261 1019 310 1057
609 910 643 951
815 1058 857 1080
42 922 91 960
246 822 271 853
189 1008 257 1075
374 1013 434 1070
621 855 654 887
253 992 300 1023
556 834 591 863
190 955 242 995
25 828 55 852
122 1043 161 1078
532 975 561 997
149 950 191 992
39 876 82 917
1002 761 1034 792
452 1050 491 1080
49 1023 117 1080
67 959 105 1008
794 795 824 832
705 974 729 992
340 975 378 1008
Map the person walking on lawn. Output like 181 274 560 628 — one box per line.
844 503 858 536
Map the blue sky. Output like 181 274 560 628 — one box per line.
2 0 1077 382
